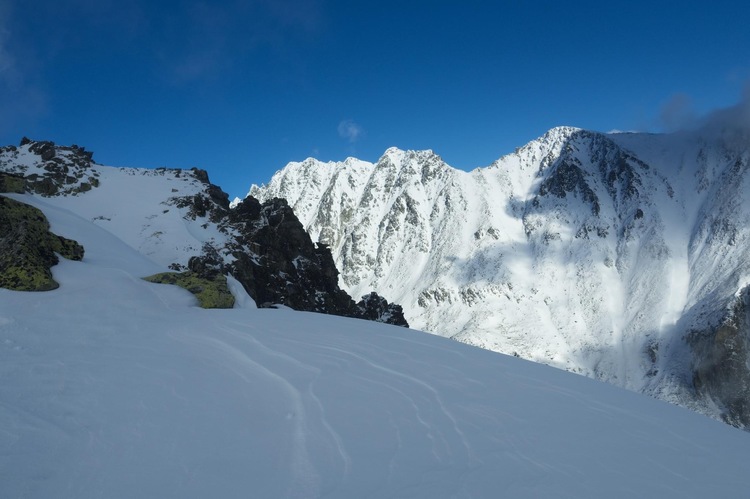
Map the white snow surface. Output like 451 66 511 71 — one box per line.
2 192 750 498
248 125 750 411
0 143 234 270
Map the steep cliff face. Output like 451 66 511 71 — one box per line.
686 287 750 427
0 139 407 326
249 125 750 427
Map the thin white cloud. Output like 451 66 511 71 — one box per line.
337 119 363 143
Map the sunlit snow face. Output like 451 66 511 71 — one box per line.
249 128 750 405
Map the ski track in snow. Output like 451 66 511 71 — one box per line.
175 329 322 498
314 343 476 464
217 324 355 494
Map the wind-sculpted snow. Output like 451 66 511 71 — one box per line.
1 198 750 498
249 124 750 426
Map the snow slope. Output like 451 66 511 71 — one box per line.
248 121 750 422
2 193 750 498
0 142 233 270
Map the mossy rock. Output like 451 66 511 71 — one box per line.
0 173 25 194
0 195 85 291
143 271 235 309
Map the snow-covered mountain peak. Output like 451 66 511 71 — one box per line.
537 125 584 145
380 145 407 162
379 146 441 162
526 124 583 150
250 125 750 428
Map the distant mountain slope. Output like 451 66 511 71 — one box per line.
0 139 407 325
249 122 750 427
1 194 749 497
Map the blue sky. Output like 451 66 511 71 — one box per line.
1 1 749 198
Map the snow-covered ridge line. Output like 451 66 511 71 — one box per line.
249 125 750 428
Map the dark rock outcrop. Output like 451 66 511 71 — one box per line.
29 141 56 162
224 197 349 313
356 292 409 326
539 156 601 215
0 195 84 291
689 287 750 428
1 138 98 197
177 191 409 325
167 167 409 325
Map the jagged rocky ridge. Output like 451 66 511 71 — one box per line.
0 139 407 326
248 122 750 428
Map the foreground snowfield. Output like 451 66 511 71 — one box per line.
2 195 750 498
